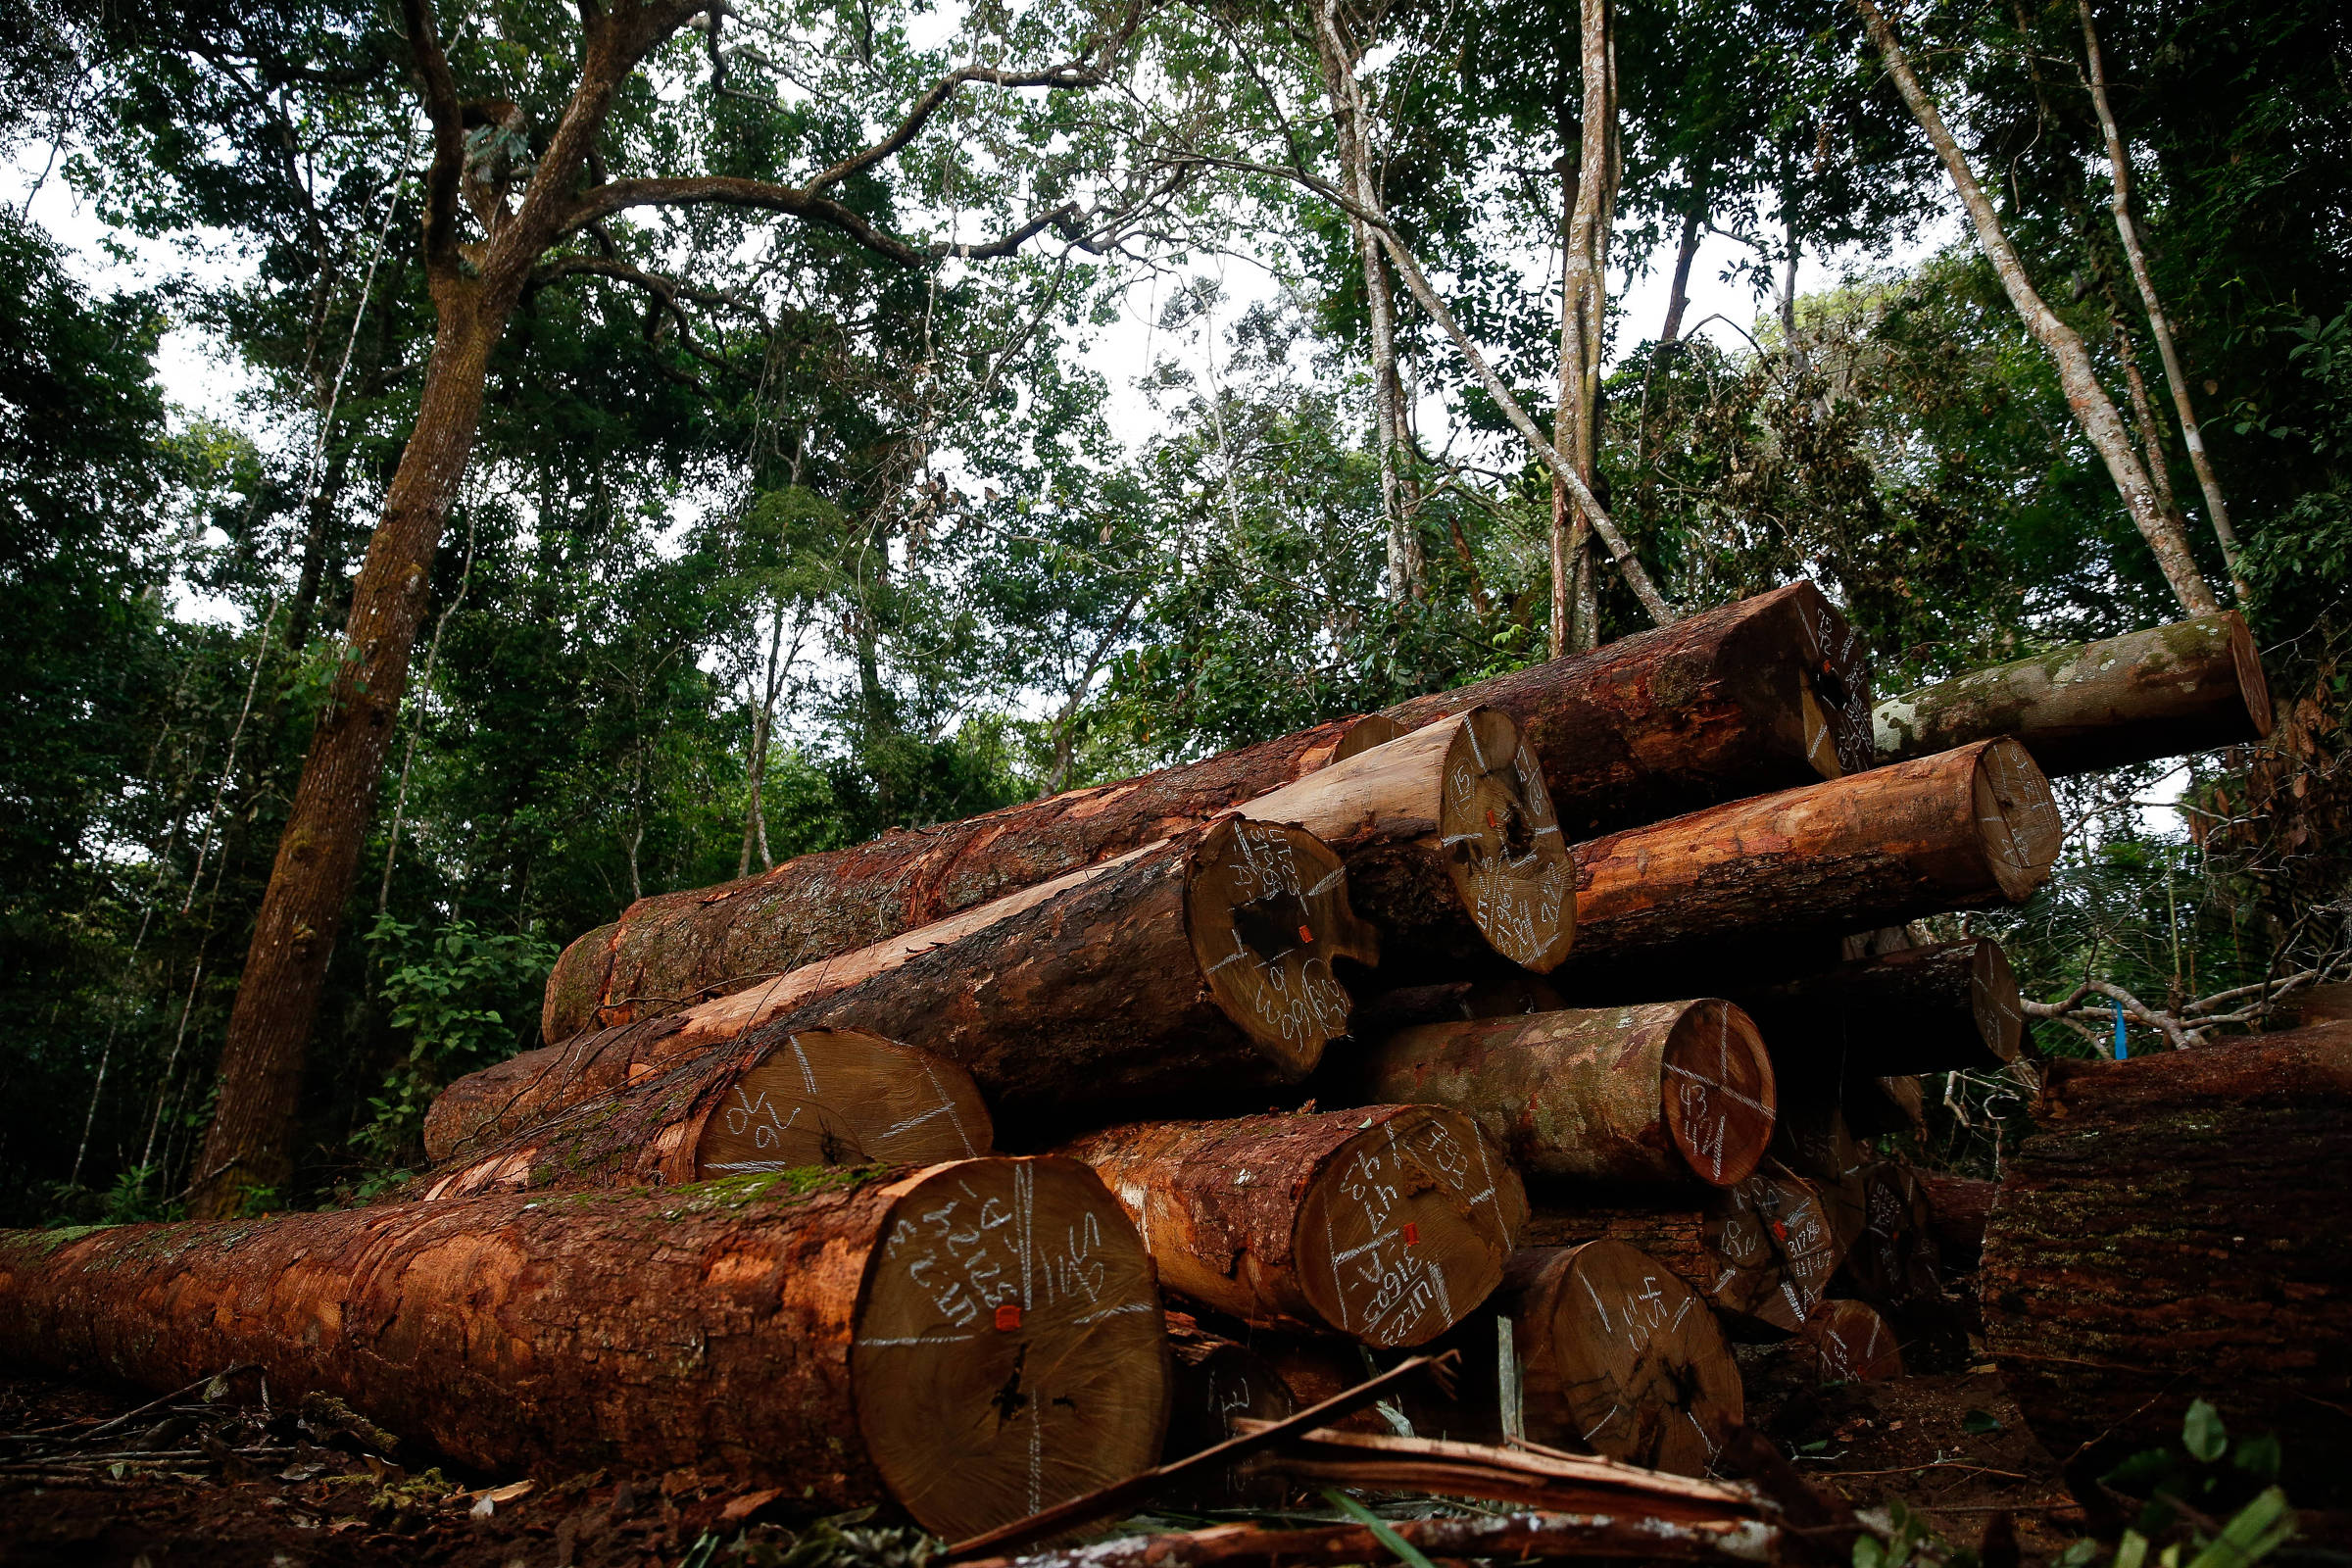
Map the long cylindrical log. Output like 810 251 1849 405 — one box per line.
1349 1002 1776 1188
1921 1173 1994 1271
1384 581 1875 838
416 1029 994 1200
1058 1106 1529 1348
1729 940 2024 1076
541 714 1397 1042
429 819 1379 1159
1240 708 1575 973
1873 611 2272 776
1557 739 2060 990
0 1159 1172 1540
1983 1024 2352 1501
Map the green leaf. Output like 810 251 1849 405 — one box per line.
2231 1433 2282 1484
2115 1530 2151 1568
1853 1536 1886 1568
1963 1408 2004 1435
2182 1399 2229 1462
2185 1488 2297 1568
2054 1540 2102 1568
1321 1488 1439 1568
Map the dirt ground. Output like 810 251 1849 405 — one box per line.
0 1339 2113 1568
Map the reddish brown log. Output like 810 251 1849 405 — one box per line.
1558 739 2060 992
1384 581 1875 838
1730 940 2024 1076
429 819 1379 1158
1873 612 2272 776
1794 1299 1903 1383
0 1159 1171 1539
1921 1173 1994 1270
1241 708 1575 974
1524 1170 1846 1336
540 713 1395 1042
416 1029 993 1200
1349 1002 1776 1187
1983 1024 2352 1502
1348 970 1567 1037
1058 1106 1529 1348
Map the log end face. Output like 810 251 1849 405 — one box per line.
1796 1298 1903 1383
1783 581 1876 780
1295 1106 1524 1348
1328 711 1406 764
1971 738 2064 900
1437 709 1576 972
1534 1239 1744 1475
1969 940 2025 1065
852 1155 1170 1542
1704 1172 1842 1334
693 1030 996 1180
2223 609 2275 741
1661 1001 1776 1188
1188 819 1372 1078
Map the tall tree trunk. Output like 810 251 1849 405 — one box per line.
1660 206 1701 349
2079 0 2245 599
1855 0 2219 616
739 600 787 877
1550 0 1616 657
190 299 502 1218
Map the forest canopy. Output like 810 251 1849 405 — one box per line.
0 0 2345 1221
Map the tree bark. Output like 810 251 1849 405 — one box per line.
2080 0 2245 596
415 1027 993 1199
1242 708 1574 973
1921 1172 1994 1271
1348 1001 1776 1188
1793 1299 1903 1383
1056 1105 1528 1348
1982 1023 2352 1502
0 1158 1173 1538
1871 611 2272 776
1384 581 1874 839
1555 739 2060 994
433 819 1380 1157
1854 0 2220 617
1549 0 1617 658
1729 939 2025 1077
542 713 1397 1042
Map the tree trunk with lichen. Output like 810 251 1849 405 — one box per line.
0 1159 1172 1539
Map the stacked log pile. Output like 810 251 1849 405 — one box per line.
0 593 2292 1533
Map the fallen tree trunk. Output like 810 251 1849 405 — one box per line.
1383 581 1875 839
1524 1170 1845 1336
1983 1023 2352 1503
1558 739 2060 992
1921 1173 1994 1271
0 1159 1171 1540
1057 1106 1528 1348
416 1029 993 1200
1348 1001 1776 1187
1240 707 1575 974
1873 611 2272 776
1794 1299 1903 1383
428 819 1379 1158
540 713 1398 1043
1729 940 2024 1076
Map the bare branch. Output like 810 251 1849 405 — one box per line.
396 0 466 271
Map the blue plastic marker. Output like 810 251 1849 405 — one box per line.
2112 1000 2129 1060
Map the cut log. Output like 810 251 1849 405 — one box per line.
0 1159 1171 1539
1500 1242 1744 1475
1729 940 2024 1076
1920 1173 1994 1271
1162 1312 1298 1504
1983 1023 2352 1502
1835 1161 1968 1371
1383 581 1875 838
1522 1169 1846 1336
1794 1299 1903 1383
541 713 1396 1042
1873 611 2272 776
1348 970 1566 1037
429 818 1379 1158
416 1029 993 1200
1558 739 2060 993
1057 1106 1528 1348
1241 708 1574 973
1348 1002 1776 1188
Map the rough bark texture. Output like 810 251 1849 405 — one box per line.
1556 739 2060 995
1242 708 1575 974
1795 1299 1903 1383
1384 582 1874 839
0 1159 1173 1538
1350 1001 1776 1187
414 1029 993 1199
1502 1242 1744 1475
1983 1024 2352 1501
1058 1106 1529 1348
540 715 1392 1043
1872 612 2271 776
1921 1173 1994 1272
1731 939 2022 1080
431 819 1378 1158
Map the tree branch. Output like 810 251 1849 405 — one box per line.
397 0 466 272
